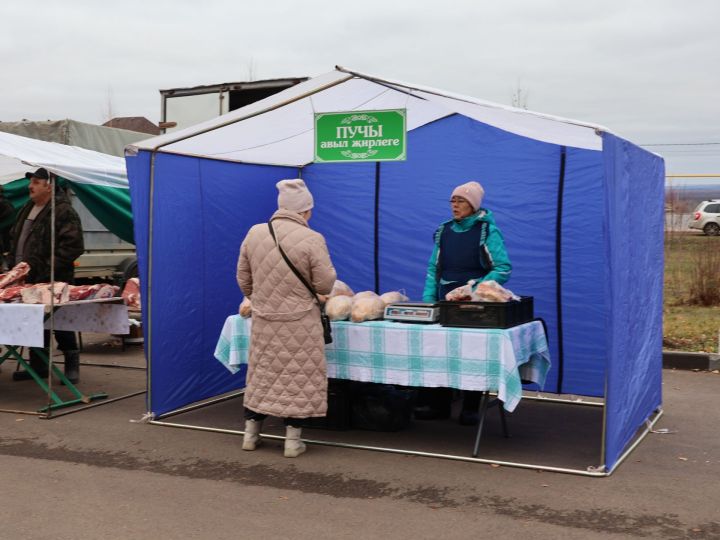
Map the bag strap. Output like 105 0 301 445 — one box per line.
268 222 323 306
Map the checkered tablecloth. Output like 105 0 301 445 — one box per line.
214 316 551 412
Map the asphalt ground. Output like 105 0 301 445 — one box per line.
0 334 718 539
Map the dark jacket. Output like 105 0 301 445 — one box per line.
8 194 84 283
0 196 14 256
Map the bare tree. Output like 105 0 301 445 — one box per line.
246 57 257 82
100 86 116 124
511 80 529 110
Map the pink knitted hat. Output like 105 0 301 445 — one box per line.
277 178 314 213
451 181 484 211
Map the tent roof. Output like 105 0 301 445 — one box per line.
0 131 127 188
129 66 609 167
0 119 149 157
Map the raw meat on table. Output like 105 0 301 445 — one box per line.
0 262 30 289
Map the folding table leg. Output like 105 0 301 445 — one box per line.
1 345 107 412
472 391 490 457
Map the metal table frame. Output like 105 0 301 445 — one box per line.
0 344 107 412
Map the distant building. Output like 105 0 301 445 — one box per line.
103 117 160 136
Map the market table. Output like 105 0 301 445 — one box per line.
0 298 130 412
214 315 551 455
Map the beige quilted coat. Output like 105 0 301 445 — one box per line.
236 209 337 418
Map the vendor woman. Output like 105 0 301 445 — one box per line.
418 180 512 425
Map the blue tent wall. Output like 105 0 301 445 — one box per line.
126 115 662 465
559 147 607 394
127 150 297 414
307 115 607 396
302 161 378 292
603 133 664 470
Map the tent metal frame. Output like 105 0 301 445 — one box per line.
144 390 663 477
139 71 665 478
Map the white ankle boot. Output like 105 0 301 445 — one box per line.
284 426 307 458
242 419 263 451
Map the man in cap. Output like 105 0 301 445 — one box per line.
8 167 85 383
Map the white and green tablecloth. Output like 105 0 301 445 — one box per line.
214 316 551 412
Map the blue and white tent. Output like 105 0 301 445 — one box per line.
126 66 664 474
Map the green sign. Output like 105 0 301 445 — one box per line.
314 109 406 163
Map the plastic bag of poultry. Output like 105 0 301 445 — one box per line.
325 295 352 321
329 279 354 297
471 280 520 302
444 283 474 302
445 280 519 303
352 290 380 302
379 291 409 306
239 297 252 318
350 296 386 322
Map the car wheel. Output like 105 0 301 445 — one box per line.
704 222 720 236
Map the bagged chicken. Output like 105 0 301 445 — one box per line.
444 283 474 302
239 297 252 318
352 290 380 302
471 280 519 302
350 296 386 322
329 279 354 297
325 295 352 321
379 291 409 306
445 280 519 303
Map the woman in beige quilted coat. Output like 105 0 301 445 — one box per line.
236 179 336 457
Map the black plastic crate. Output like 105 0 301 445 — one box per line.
439 296 534 329
300 378 352 431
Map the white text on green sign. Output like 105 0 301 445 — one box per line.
314 110 406 163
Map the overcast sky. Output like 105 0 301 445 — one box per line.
2 0 719 178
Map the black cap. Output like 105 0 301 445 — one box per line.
25 167 50 180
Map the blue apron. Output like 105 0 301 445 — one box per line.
438 221 488 299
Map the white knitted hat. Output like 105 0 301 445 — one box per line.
276 178 314 213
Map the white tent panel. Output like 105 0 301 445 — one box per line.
409 89 603 150
152 77 451 167
0 155 26 185
130 67 606 165
0 131 127 188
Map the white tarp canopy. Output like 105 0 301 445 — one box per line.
0 131 127 188
129 66 609 167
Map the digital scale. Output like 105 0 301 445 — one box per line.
384 302 441 324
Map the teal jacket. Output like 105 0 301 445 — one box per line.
422 209 511 302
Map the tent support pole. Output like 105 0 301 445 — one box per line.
374 162 381 293
555 146 567 394
604 408 663 475
146 394 620 477
145 151 157 412
522 394 603 407
600 377 608 470
154 390 245 421
147 419 609 477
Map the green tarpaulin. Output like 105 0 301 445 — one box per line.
1 177 134 244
